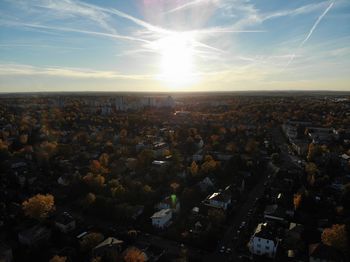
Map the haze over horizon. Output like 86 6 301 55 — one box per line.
0 0 349 92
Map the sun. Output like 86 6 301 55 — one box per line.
156 33 198 89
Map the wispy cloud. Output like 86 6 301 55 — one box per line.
165 0 215 14
0 63 153 80
285 1 334 68
15 0 118 34
301 2 334 46
1 21 151 44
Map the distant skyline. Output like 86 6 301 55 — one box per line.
0 0 349 92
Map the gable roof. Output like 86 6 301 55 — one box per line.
94 237 123 250
151 208 171 219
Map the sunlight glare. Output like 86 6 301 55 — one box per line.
156 33 198 89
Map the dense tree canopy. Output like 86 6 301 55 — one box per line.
22 194 55 220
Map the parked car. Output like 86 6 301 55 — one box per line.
239 221 246 229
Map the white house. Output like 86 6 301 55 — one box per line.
249 223 279 258
151 209 172 229
202 186 231 210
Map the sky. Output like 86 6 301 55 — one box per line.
0 0 349 92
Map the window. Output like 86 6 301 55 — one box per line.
258 238 261 242
266 246 270 250
266 240 269 243
257 244 261 248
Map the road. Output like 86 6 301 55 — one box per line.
206 126 303 261
205 165 267 261
271 126 304 170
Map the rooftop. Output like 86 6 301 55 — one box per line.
151 208 171 219
94 237 123 250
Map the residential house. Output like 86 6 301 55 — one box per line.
290 139 309 156
151 209 172 229
55 212 76 233
264 204 289 222
197 177 214 193
307 127 334 144
202 186 232 210
153 142 169 157
249 222 280 258
155 195 180 213
18 225 51 246
152 160 169 168
92 237 124 259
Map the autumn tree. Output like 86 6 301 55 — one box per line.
143 185 153 193
189 161 198 176
307 143 326 162
99 153 109 168
90 160 102 174
293 193 302 210
49 255 67 262
80 232 104 252
111 184 126 198
245 139 258 154
123 247 147 262
85 192 96 206
19 134 28 144
305 162 318 186
321 224 349 253
83 173 105 188
170 182 180 193
201 155 219 174
22 194 55 220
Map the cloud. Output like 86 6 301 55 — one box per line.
2 21 151 44
165 0 215 14
0 63 152 80
300 2 334 46
13 0 118 34
285 1 334 68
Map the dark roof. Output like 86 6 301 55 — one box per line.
208 186 231 202
19 225 51 240
55 212 75 225
253 222 278 242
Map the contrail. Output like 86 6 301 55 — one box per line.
285 1 334 69
300 1 334 46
